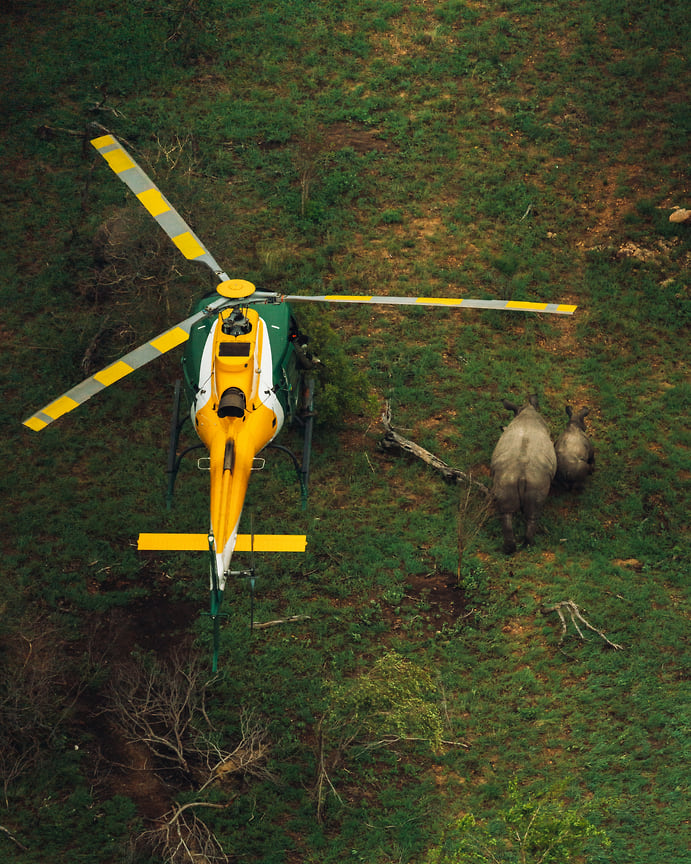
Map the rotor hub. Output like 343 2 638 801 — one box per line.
217 279 256 299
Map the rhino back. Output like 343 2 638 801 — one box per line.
491 408 556 476
555 426 591 461
491 408 556 509
556 425 594 484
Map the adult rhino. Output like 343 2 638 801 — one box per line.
490 395 557 554
555 406 595 490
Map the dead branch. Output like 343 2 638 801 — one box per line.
457 471 494 580
108 649 276 795
359 735 470 751
37 123 86 139
380 402 490 495
0 824 27 851
542 599 623 650
87 93 127 118
0 616 79 804
315 722 344 823
251 614 311 630
137 801 230 864
80 319 112 374
106 647 217 778
198 709 276 791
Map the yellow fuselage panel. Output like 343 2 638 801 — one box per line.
194 308 279 556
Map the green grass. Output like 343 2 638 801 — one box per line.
1 0 689 861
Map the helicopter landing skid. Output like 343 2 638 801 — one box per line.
266 374 316 508
166 380 204 510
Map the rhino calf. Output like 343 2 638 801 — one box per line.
555 406 595 490
490 395 557 554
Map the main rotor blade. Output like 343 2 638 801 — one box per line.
281 294 577 315
23 297 228 431
91 134 229 283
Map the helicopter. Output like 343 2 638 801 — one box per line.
23 134 577 668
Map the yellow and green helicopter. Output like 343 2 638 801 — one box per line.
23 134 576 667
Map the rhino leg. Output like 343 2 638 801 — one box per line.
523 491 548 546
500 513 517 554
524 515 538 545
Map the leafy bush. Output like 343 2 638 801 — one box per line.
323 651 444 751
424 778 611 864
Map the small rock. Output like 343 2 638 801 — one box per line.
669 208 690 223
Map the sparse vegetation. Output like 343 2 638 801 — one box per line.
1 0 688 862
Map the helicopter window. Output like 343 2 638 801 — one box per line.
219 342 251 357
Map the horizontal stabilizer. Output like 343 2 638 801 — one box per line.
138 533 307 552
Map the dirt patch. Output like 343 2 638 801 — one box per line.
84 709 173 822
383 570 471 635
321 121 391 154
612 557 643 571
75 588 200 822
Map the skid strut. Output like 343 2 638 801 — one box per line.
166 379 204 509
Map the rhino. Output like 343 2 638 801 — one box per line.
490 395 557 554
555 406 595 490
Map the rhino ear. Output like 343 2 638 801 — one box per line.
528 394 540 410
502 399 519 414
565 405 573 418
577 407 590 422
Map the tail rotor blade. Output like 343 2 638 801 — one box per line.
91 134 229 282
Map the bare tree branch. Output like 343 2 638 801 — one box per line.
0 616 83 804
251 614 311 630
137 800 231 864
107 649 275 795
0 823 27 851
198 709 276 791
380 402 490 495
542 599 624 650
107 647 219 780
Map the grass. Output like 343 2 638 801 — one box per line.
1 0 689 861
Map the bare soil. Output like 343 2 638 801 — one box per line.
76 586 199 823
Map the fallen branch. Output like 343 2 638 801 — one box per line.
457 468 494 580
252 614 311 630
0 824 27 851
37 124 86 139
542 599 623 650
380 402 490 496
138 801 230 864
360 735 470 751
